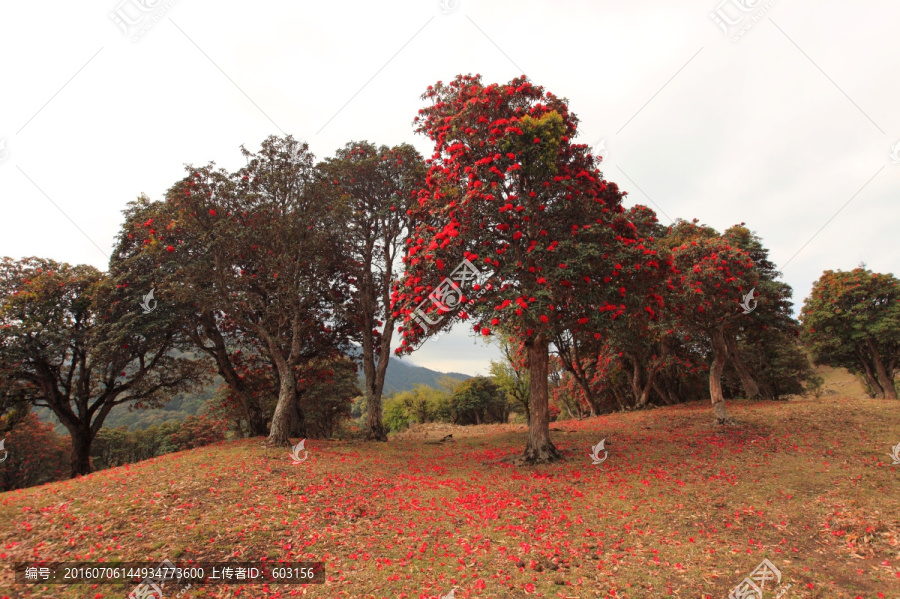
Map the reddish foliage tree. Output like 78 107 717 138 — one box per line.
163 136 354 446
391 75 649 463
0 413 69 491
670 238 760 423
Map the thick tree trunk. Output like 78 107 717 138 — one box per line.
362 333 390 441
69 428 93 477
521 334 561 464
725 333 760 399
709 328 732 424
267 353 298 447
194 311 268 436
857 351 886 398
867 338 898 399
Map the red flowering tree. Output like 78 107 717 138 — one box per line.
670 237 760 423
314 141 426 441
801 267 900 399
392 75 644 463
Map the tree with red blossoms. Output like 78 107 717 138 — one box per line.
392 74 643 463
670 236 760 423
314 141 426 441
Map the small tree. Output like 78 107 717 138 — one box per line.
670 237 760 423
489 334 530 422
449 376 508 425
316 142 426 441
0 413 69 491
801 268 900 399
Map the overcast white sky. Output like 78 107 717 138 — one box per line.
1 0 897 376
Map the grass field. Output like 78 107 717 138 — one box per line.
2 391 899 598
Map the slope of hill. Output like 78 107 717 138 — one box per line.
4 394 899 598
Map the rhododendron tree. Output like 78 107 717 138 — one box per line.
392 74 644 463
315 141 426 441
163 135 354 446
114 194 270 436
671 237 760 423
801 267 900 399
0 412 68 491
720 224 811 399
0 258 205 476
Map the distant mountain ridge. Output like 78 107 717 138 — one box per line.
35 349 470 432
372 356 471 396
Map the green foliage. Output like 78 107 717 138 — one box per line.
449 377 509 425
801 268 900 398
805 374 825 398
382 394 411 432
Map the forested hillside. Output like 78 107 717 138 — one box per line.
34 356 469 433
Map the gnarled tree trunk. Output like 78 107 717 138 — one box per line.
68 426 93 477
857 349 886 398
521 334 561 464
267 350 299 447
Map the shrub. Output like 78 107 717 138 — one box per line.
805 374 825 398
383 394 411 432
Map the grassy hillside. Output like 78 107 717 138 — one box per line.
2 394 898 598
